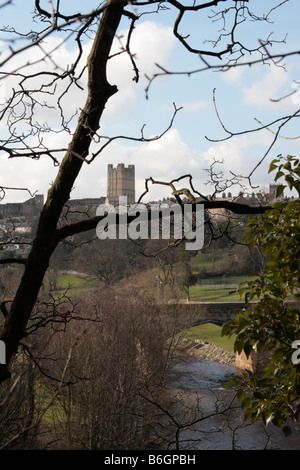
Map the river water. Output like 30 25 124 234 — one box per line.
166 355 300 450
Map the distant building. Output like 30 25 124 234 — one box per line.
208 184 287 224
0 194 44 220
0 163 136 223
206 192 235 223
64 197 106 212
268 184 284 203
107 163 135 205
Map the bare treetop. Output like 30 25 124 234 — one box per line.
0 0 299 383
0 1 297 178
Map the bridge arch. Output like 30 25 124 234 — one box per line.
193 318 228 327
166 300 250 328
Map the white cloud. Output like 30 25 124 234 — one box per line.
241 65 290 109
195 130 282 193
105 21 176 117
0 21 176 128
0 155 58 202
200 135 253 173
74 128 263 203
0 122 286 205
0 129 68 202
220 66 245 85
77 128 276 202
0 21 177 203
65 128 210 203
1 20 292 205
181 100 208 113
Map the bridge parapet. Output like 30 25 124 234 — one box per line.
166 301 256 326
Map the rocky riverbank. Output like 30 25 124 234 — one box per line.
175 338 236 366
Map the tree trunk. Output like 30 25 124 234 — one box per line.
0 3 124 383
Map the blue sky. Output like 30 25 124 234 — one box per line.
0 0 299 203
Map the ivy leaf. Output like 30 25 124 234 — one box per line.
276 184 286 197
268 159 279 173
274 170 285 181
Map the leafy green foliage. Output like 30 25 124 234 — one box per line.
222 155 300 431
269 154 300 196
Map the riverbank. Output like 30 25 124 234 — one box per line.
175 338 236 366
167 353 300 450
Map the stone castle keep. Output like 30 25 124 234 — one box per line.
107 163 135 204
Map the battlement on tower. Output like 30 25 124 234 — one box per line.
107 163 135 204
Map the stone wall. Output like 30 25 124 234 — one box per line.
0 194 44 219
176 338 236 366
235 350 272 373
175 338 271 373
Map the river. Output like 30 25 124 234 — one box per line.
166 354 300 450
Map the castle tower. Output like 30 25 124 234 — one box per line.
269 184 283 201
107 163 135 204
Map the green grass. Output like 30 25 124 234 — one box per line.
190 252 228 271
181 323 236 351
52 270 255 304
195 275 256 285
55 274 98 295
35 384 68 426
188 285 246 302
116 268 253 303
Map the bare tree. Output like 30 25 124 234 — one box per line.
0 0 299 384
20 288 191 450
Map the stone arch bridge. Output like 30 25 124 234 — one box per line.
164 300 298 373
165 300 254 327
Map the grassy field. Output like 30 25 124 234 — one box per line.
181 323 236 351
195 275 255 285
53 271 253 303
188 285 245 302
55 274 98 296
35 384 68 426
190 251 227 272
